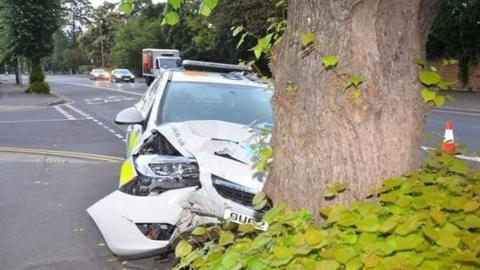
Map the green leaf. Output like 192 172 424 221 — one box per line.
334 246 356 263
415 58 425 66
305 228 326 246
168 0 181 9
191 226 207 236
352 89 362 99
164 11 179 25
449 159 467 174
317 260 340 270
300 32 316 48
175 240 192 257
204 0 219 10
258 148 273 160
273 246 293 260
221 251 240 268
322 55 338 69
199 2 212 16
120 2 134 14
232 26 244 37
437 80 449 90
255 160 266 171
253 198 267 210
252 192 266 205
433 95 445 107
395 234 424 250
430 208 446 225
419 70 441 86
349 76 363 87
436 233 460 248
421 88 436 102
238 223 256 233
218 231 234 246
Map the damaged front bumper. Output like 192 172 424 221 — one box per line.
87 188 195 258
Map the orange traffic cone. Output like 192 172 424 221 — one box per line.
441 120 455 155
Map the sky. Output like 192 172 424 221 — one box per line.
89 0 166 7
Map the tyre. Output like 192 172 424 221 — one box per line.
145 76 153 86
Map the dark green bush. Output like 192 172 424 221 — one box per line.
175 151 480 270
26 81 50 94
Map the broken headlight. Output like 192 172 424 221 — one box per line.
120 155 200 196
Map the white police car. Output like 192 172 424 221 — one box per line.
87 61 273 258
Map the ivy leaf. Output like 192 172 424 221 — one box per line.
163 11 179 25
175 240 192 257
300 32 316 48
322 55 337 69
352 89 362 99
430 208 446 225
415 58 425 66
221 251 240 268
258 148 273 160
168 0 181 10
421 88 436 103
120 2 134 14
317 260 340 270
433 95 445 107
218 231 234 246
436 233 460 248
238 223 256 233
304 228 326 246
419 70 441 86
252 192 266 206
437 80 449 90
232 26 244 37
191 227 207 236
350 76 363 87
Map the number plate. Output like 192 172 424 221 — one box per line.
223 209 268 230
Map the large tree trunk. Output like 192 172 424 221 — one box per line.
265 0 440 217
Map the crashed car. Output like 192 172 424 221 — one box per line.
87 60 273 258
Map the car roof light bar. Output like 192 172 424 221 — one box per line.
182 60 252 73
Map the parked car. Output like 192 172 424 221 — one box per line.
87 60 273 258
111 69 135 83
89 68 110 80
142 48 182 86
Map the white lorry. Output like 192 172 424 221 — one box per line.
142 48 181 86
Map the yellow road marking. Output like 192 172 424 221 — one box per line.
0 146 123 163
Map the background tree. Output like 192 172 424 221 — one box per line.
79 3 125 67
0 0 63 93
64 0 93 48
427 0 480 86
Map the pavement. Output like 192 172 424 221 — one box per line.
0 74 479 269
0 77 65 112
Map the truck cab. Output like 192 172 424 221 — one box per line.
142 49 181 86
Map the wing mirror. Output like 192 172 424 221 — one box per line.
115 107 145 125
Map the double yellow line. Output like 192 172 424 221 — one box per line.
0 146 123 163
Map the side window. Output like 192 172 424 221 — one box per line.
135 76 162 117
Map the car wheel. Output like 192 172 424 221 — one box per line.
131 79 135 83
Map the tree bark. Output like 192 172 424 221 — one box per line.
15 57 22 85
265 0 440 217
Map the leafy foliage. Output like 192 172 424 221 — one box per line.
176 152 480 269
26 81 50 94
0 0 63 60
427 0 480 86
416 60 453 107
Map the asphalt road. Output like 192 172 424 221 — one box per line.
0 75 478 269
0 75 174 270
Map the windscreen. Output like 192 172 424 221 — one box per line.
159 82 273 126
160 58 181 69
116 69 130 74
